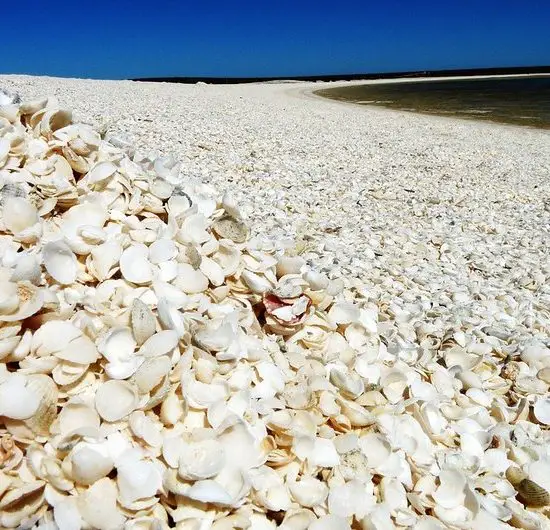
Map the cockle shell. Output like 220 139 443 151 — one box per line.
69 441 114 484
0 281 43 322
506 466 550 507
212 215 249 243
23 374 58 435
533 397 550 425
288 477 329 507
117 453 163 506
32 320 98 364
178 439 226 480
131 298 157 345
0 373 41 419
43 240 78 285
120 244 154 284
77 477 126 529
94 380 138 421
0 480 46 528
98 327 142 379
2 197 38 235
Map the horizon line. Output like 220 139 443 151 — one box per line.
132 65 550 84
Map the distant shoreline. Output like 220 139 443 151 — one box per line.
132 65 550 84
309 74 550 130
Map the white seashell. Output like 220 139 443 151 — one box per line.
0 373 41 419
0 137 9 163
95 380 138 422
178 213 211 245
2 197 38 235
328 302 360 324
212 215 248 243
57 399 100 436
148 238 177 264
85 161 117 185
153 280 188 308
432 468 468 509
10 253 41 283
78 224 106 244
120 244 154 284
358 433 391 469
303 270 329 290
138 330 179 358
0 480 46 528
276 256 305 277
0 281 43 322
279 509 316 530
293 435 340 468
379 477 408 512
117 454 163 505
40 108 72 136
43 240 78 285
62 202 109 254
174 263 209 293
69 441 114 484
0 281 19 314
156 299 185 338
160 390 186 426
133 355 172 394
98 327 142 379
53 497 82 530
162 436 185 469
221 191 241 218
212 241 241 277
131 298 157 345
52 360 89 386
328 479 372 518
380 369 408 403
241 270 272 294
90 240 122 280
200 256 225 286
167 193 192 217
195 320 235 352
33 320 98 364
77 477 126 530
533 397 550 425
150 178 174 199
184 479 235 505
288 477 329 507
330 368 364 399
178 439 226 480
129 411 163 447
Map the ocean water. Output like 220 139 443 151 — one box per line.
315 75 550 129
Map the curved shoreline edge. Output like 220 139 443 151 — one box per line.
302 75 550 131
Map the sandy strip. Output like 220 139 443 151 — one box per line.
1 73 549 321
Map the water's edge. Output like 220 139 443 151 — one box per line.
314 76 550 129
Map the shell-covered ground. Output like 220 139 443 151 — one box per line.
0 75 550 529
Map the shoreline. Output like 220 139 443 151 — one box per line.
305 74 550 131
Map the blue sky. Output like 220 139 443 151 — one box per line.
2 0 549 79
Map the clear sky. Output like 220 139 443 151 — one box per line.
2 0 550 79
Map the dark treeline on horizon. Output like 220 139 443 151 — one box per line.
133 66 550 84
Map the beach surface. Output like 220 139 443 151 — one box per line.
2 74 550 527
2 75 548 291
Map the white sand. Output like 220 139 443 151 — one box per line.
2 73 549 331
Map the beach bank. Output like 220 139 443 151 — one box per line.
2 74 547 286
1 74 550 527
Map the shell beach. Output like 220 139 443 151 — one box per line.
0 74 549 529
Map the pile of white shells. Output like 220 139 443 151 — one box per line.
1 88 550 530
